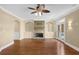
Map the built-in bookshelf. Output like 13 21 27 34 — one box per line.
34 21 44 32
34 21 45 38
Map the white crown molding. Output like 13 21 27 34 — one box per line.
55 5 79 20
0 6 26 21
0 41 14 52
59 39 79 52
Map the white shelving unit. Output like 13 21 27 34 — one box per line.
34 21 45 39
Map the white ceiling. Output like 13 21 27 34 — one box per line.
0 4 79 21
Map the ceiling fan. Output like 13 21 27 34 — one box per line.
28 4 50 16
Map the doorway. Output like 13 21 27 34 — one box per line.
61 24 65 40
14 20 20 40
57 18 65 40
58 25 60 38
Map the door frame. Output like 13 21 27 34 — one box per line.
56 18 66 41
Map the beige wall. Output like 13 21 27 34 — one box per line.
45 21 56 38
0 8 26 50
65 9 79 47
14 20 20 39
24 22 34 38
15 20 20 32
14 19 26 40
0 9 15 48
20 20 26 39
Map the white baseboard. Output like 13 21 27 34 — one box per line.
59 39 79 52
0 41 14 52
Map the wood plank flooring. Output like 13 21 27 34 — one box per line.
0 39 79 55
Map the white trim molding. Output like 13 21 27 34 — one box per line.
0 7 25 21
55 5 79 20
0 41 14 52
59 39 79 52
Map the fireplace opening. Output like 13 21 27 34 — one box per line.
35 33 43 37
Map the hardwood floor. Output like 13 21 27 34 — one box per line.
0 39 79 55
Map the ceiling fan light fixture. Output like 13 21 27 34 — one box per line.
35 13 38 16
38 12 42 16
28 4 50 16
35 12 42 16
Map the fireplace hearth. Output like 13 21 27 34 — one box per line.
35 33 43 37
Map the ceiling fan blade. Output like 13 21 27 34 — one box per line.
28 7 35 10
42 10 50 13
36 4 40 9
31 11 37 14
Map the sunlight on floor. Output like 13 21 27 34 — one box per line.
57 41 65 55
